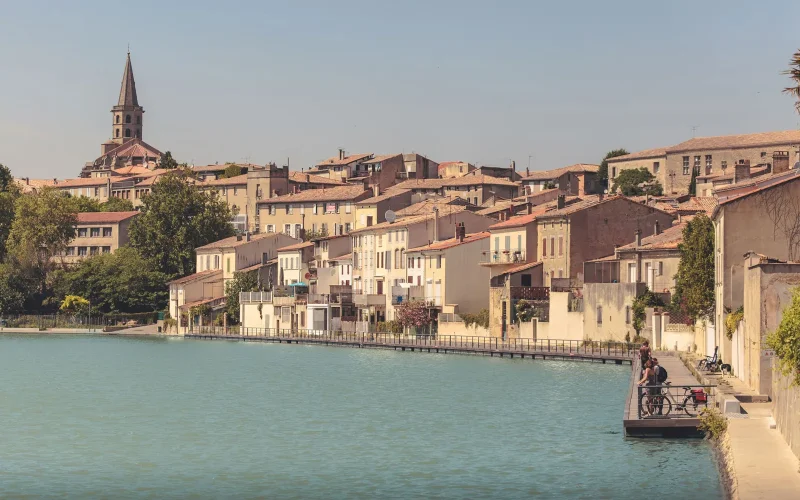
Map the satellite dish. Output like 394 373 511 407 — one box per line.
304 272 311 280
385 210 397 223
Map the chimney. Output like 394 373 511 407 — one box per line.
433 207 439 242
245 232 251 242
526 202 533 215
526 167 530 177
511 160 516 171
734 160 751 184
339 148 345 160
456 222 466 242
237 234 243 242
635 229 642 247
557 194 566 209
373 185 379 197
773 151 790 174
654 220 660 235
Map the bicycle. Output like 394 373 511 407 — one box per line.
639 382 709 417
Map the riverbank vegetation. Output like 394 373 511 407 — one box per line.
672 215 715 322
0 166 233 317
766 287 800 385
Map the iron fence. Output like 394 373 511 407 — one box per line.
0 312 159 330
636 384 716 419
187 327 640 357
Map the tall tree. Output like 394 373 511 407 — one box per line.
610 167 663 196
688 166 699 196
65 195 103 213
0 164 14 191
222 164 243 179
52 247 168 313
671 215 715 321
159 151 180 170
224 270 260 323
598 149 629 189
783 49 800 113
101 197 135 212
6 187 77 268
0 263 36 314
129 174 233 278
0 164 21 262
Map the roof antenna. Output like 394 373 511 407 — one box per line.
127 43 130 55
691 125 699 138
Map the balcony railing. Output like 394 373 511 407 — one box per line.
425 296 442 307
510 287 549 301
308 293 354 305
479 250 526 265
240 291 273 304
353 294 386 307
390 285 424 305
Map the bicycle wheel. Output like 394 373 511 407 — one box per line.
697 359 707 370
656 394 672 416
638 391 653 417
681 395 702 416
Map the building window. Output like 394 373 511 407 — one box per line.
78 228 88 237
269 205 276 215
287 204 293 214
78 247 88 256
90 247 99 256
226 258 230 273
611 167 616 178
214 255 219 269
137 116 141 124
653 161 659 174
682 156 690 175
66 247 75 256
115 115 120 124
102 227 112 237
693 156 701 173
761 151 767 158
596 306 603 324
90 227 100 238
115 129 120 138
542 238 547 258
126 115 131 123
550 237 555 257
558 236 563 256
284 224 291 234
437 255 442 269
705 155 712 173
266 224 274 233
102 246 111 254
721 160 728 171
125 128 131 138
344 223 351 233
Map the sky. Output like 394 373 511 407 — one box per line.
2 0 800 179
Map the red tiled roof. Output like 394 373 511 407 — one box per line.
14 178 60 193
676 197 717 215
356 189 411 205
715 170 800 209
202 174 248 186
666 130 800 154
493 261 543 276
350 205 470 234
277 241 314 252
258 185 369 204
442 174 519 187
168 269 223 285
112 165 152 176
58 177 110 188
521 164 599 181
289 171 344 185
315 153 373 167
393 178 447 190
606 148 668 163
406 232 490 252
76 211 139 224
99 138 162 160
196 232 291 251
487 198 581 229
535 194 674 220
363 154 401 164
617 222 686 251
394 196 472 217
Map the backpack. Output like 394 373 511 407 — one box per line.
656 366 668 383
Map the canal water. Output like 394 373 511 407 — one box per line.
0 335 722 499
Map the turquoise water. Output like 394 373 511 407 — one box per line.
0 335 722 499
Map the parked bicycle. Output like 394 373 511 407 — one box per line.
639 382 709 417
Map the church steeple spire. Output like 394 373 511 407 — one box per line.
110 51 144 144
118 51 139 107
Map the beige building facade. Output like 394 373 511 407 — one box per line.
60 211 139 264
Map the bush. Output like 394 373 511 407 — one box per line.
698 407 728 440
766 287 800 385
462 309 489 329
377 320 402 333
725 306 744 340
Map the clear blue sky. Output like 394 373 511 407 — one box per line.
2 0 800 179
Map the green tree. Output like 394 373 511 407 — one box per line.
52 247 168 313
222 164 243 179
632 289 665 335
159 151 179 170
783 49 800 113
598 149 629 189
59 295 90 315
0 263 36 314
304 227 329 241
0 165 21 262
0 163 14 191
766 287 800 385
101 197 135 212
65 195 103 213
611 167 663 196
688 166 699 196
671 215 715 321
7 187 77 269
224 270 260 323
129 173 234 278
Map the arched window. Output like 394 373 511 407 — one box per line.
115 115 120 124
137 116 141 124
125 115 131 123
135 129 140 138
400 249 405 269
125 128 131 137
115 129 120 138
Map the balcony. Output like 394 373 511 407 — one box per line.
308 292 354 305
425 296 442 307
479 250 526 265
509 287 549 301
240 291 273 304
353 293 386 307
390 285 424 305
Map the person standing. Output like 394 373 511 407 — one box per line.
638 340 651 375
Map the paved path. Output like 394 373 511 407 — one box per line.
727 402 800 500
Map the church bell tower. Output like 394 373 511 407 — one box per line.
111 51 144 145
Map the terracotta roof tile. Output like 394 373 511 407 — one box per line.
99 139 162 160
606 148 668 163
487 197 583 229
289 172 344 185
666 130 800 154
196 232 291 251
521 164 599 181
393 178 447 190
277 241 315 252
58 177 110 188
406 232 490 252
394 196 472 217
356 189 411 205
14 178 60 193
442 174 519 187
350 205 470 234
363 154 401 164
617 222 686 251
315 153 373 167
168 269 223 285
492 261 543 276
716 170 800 208
76 211 139 224
202 174 248 186
258 185 369 204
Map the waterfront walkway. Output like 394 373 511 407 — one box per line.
185 328 636 364
623 353 713 437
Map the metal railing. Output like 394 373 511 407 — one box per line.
187 327 640 358
437 313 463 323
636 384 716 419
308 293 353 305
479 250 526 264
510 286 549 301
240 291 272 304
0 313 159 330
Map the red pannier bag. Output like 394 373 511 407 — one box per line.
691 389 707 402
